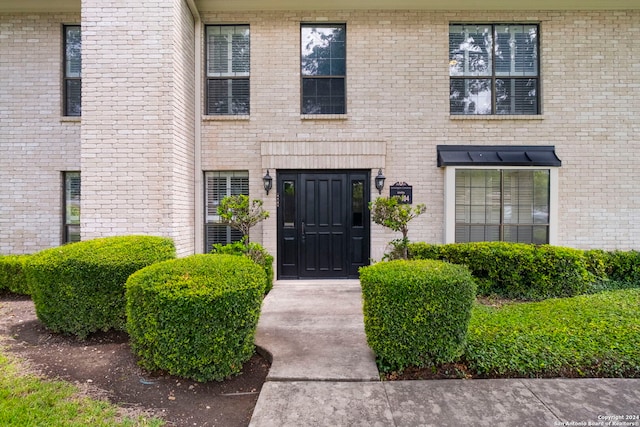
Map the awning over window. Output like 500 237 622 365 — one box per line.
437 145 561 167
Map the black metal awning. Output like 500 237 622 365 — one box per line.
437 145 562 167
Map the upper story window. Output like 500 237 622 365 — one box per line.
301 24 346 115
206 25 250 115
63 25 81 117
449 24 539 115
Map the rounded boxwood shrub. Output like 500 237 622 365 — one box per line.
125 254 266 382
0 255 31 295
211 240 274 294
360 259 476 372
25 235 176 338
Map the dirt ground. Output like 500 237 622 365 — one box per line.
0 293 270 427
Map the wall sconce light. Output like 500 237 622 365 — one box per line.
263 169 273 195
374 168 386 194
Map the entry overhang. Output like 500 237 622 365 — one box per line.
437 145 561 167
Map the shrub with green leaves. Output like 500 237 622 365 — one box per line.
125 254 266 382
0 254 31 295
465 289 640 378
602 250 640 285
211 239 274 294
409 242 592 300
218 195 269 245
25 235 176 338
360 259 476 372
369 196 426 260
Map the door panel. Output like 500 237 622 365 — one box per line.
277 171 369 279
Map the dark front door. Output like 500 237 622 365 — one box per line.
278 171 370 279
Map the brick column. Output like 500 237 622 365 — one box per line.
80 0 195 256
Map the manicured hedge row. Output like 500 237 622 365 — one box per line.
0 255 31 295
25 236 176 338
360 260 476 372
125 254 266 382
408 242 592 300
585 249 640 291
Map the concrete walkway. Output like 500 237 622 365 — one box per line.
250 280 640 427
254 280 378 381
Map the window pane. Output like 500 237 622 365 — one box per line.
65 26 81 78
65 79 82 117
65 172 81 225
204 171 249 250
301 25 346 77
503 170 549 226
283 181 296 227
496 79 538 115
352 180 364 227
533 170 550 224
232 30 250 73
66 225 81 243
302 77 345 114
207 78 249 115
449 24 492 77
64 172 81 244
455 168 549 244
495 25 538 76
450 78 492 115
206 223 243 250
207 25 250 77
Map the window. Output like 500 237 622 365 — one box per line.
63 172 81 243
449 24 539 115
206 25 250 115
204 171 249 250
454 169 550 244
301 24 346 114
63 25 81 116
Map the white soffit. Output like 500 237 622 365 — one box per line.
197 0 640 11
1 0 639 12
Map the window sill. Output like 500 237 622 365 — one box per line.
60 116 81 123
301 114 348 121
450 115 544 121
202 115 250 122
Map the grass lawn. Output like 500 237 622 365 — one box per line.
0 349 163 427
464 288 640 378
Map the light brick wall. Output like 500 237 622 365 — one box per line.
201 10 640 259
3 8 639 258
80 0 195 256
0 13 81 254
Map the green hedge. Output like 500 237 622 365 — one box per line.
0 255 31 295
25 236 176 338
465 289 640 377
125 254 266 382
585 249 640 291
360 260 476 372
409 242 592 300
211 241 274 294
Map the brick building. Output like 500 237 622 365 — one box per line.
1 1 639 279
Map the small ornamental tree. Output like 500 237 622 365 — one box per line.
218 195 269 247
370 196 426 260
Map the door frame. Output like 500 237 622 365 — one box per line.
276 169 371 279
